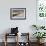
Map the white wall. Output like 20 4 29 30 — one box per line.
0 0 37 42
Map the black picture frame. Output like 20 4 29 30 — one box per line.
10 8 26 20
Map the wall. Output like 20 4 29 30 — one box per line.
0 0 37 42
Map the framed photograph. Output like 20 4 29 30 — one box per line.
36 0 46 26
10 8 26 20
37 0 46 19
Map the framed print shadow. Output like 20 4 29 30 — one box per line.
10 8 26 20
